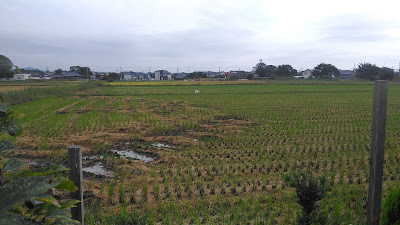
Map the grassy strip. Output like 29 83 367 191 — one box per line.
1 81 102 105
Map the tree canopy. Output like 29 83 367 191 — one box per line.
69 66 93 79
312 63 340 78
356 63 381 80
379 67 395 80
276 64 297 77
0 55 14 79
253 60 268 77
187 72 207 79
265 65 277 77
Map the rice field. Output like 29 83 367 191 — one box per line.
3 80 400 224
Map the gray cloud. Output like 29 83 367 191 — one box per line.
1 1 399 72
316 14 398 43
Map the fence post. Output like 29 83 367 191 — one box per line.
367 80 388 225
68 145 84 224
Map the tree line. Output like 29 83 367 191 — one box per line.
253 60 396 80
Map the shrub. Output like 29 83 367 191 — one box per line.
381 186 400 225
103 211 148 225
284 171 331 225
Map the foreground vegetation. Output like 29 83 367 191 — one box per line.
1 80 400 224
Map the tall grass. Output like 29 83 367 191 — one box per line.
2 81 102 105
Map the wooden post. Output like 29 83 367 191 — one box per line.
367 80 388 225
68 145 84 224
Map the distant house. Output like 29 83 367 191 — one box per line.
175 73 187 79
301 69 312 79
339 70 354 79
13 74 31 80
52 71 82 79
154 70 169 80
121 71 137 81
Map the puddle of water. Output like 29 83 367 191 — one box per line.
112 150 155 162
83 155 104 160
152 143 172 149
83 163 114 177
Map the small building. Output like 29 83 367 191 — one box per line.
340 70 354 79
52 71 82 79
301 69 312 79
122 72 137 81
154 70 169 80
13 74 31 80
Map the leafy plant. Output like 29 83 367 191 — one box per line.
381 186 400 225
0 158 80 224
0 95 22 152
284 171 331 225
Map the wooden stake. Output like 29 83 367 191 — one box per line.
68 145 84 224
367 80 388 225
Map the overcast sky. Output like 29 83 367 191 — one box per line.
1 0 399 72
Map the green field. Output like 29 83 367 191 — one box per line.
2 80 400 224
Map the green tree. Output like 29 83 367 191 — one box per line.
0 55 14 79
253 60 268 77
312 63 340 78
356 63 380 80
379 68 395 80
54 69 63 75
69 66 93 79
187 72 207 79
246 73 254 80
265 65 277 77
108 72 120 81
276 64 297 77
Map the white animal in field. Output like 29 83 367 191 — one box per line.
195 90 200 94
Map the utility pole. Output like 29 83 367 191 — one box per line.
86 66 89 80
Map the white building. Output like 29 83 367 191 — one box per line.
301 69 312 79
155 71 161 80
13 74 31 80
123 74 137 81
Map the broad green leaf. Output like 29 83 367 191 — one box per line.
35 195 61 207
48 209 80 225
0 214 36 225
0 140 14 152
3 159 25 172
27 202 59 217
5 123 22 136
6 164 69 182
0 103 7 116
0 176 59 214
55 179 77 192
59 199 80 209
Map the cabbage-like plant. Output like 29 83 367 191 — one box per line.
0 95 22 151
0 158 80 224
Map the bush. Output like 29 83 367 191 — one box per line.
382 186 400 225
284 171 331 225
0 159 79 224
103 211 148 225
